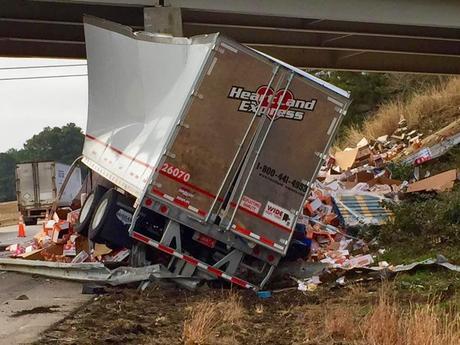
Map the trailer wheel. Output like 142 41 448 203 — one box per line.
75 185 107 236
88 188 133 249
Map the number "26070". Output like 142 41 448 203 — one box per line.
160 163 191 182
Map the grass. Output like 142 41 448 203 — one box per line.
338 77 460 148
378 184 460 265
0 200 18 226
323 304 361 341
315 285 460 345
380 245 460 265
362 286 400 345
295 281 460 344
374 146 460 266
182 293 245 345
394 269 460 303
362 286 460 345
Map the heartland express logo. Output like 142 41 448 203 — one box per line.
227 85 317 121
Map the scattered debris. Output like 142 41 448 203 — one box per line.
3 113 459 293
284 114 460 291
406 169 458 193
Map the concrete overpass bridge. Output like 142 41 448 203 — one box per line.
2 0 460 74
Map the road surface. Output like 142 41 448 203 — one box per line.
0 272 90 344
0 224 42 250
0 224 91 344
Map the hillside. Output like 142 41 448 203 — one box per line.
339 77 460 149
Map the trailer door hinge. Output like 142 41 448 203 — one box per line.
191 91 203 99
179 121 189 129
315 152 328 160
301 180 311 187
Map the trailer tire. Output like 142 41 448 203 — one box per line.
75 185 107 236
88 188 133 249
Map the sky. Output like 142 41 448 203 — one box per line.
0 57 88 153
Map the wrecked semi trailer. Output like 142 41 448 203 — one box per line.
78 16 351 290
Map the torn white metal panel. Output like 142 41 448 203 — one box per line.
345 256 460 273
0 258 163 285
393 256 460 273
403 132 460 166
82 16 216 198
106 265 163 285
0 259 111 281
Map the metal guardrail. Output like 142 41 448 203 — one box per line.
0 258 162 285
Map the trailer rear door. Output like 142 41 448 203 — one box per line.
148 40 281 219
37 161 56 205
222 72 349 255
16 163 36 208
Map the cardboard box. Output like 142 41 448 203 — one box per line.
16 249 44 260
343 254 374 269
334 148 359 171
52 221 71 243
67 209 80 225
72 250 89 263
407 169 458 193
355 146 372 161
367 176 402 187
63 235 78 256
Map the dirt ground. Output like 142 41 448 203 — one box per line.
34 268 460 345
34 281 378 345
0 201 18 227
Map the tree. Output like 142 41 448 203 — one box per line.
316 71 393 128
0 153 17 202
21 123 84 165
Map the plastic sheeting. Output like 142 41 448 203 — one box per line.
334 193 393 226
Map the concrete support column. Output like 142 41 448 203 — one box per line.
144 7 183 36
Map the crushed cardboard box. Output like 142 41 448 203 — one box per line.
407 169 458 193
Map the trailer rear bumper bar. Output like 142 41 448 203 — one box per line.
131 230 257 291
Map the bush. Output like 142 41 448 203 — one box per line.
380 187 460 249
387 161 414 181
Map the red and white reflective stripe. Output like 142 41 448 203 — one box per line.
230 203 292 234
85 134 154 170
232 224 285 251
151 188 206 217
131 231 256 290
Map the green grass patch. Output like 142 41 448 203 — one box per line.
379 185 460 263
394 268 460 309
379 245 460 265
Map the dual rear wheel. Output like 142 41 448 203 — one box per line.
75 186 133 249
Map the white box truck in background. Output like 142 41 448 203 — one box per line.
16 161 82 225
75 16 351 290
